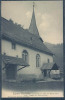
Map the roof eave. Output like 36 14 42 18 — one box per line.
2 34 53 56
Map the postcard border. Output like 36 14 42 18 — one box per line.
0 0 64 100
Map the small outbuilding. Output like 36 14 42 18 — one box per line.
41 63 60 79
2 54 29 81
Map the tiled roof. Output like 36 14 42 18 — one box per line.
41 63 59 70
1 17 53 56
2 55 29 66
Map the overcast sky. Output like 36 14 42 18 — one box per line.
1 1 63 44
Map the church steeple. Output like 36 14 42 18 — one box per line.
29 2 39 36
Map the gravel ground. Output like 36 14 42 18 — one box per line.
2 80 64 92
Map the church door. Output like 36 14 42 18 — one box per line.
44 70 47 77
6 64 17 80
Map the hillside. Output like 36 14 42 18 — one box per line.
44 42 63 73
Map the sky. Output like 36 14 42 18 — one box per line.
1 1 63 44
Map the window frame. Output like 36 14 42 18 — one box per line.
48 59 50 63
12 42 16 50
22 50 29 63
36 54 40 67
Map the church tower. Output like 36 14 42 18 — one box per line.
29 3 39 36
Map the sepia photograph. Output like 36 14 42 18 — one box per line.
1 0 64 98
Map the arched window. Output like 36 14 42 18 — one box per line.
48 59 50 63
22 50 28 63
36 54 40 67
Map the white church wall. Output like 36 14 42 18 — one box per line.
2 39 53 79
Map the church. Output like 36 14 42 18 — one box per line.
1 4 60 82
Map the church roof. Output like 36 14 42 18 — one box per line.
1 17 53 56
29 4 39 36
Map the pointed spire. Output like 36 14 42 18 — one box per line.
33 2 35 11
29 2 39 36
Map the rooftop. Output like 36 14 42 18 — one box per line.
1 17 53 56
41 63 59 70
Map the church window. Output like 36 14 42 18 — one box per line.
36 54 40 67
12 42 16 50
22 50 28 63
48 59 50 63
